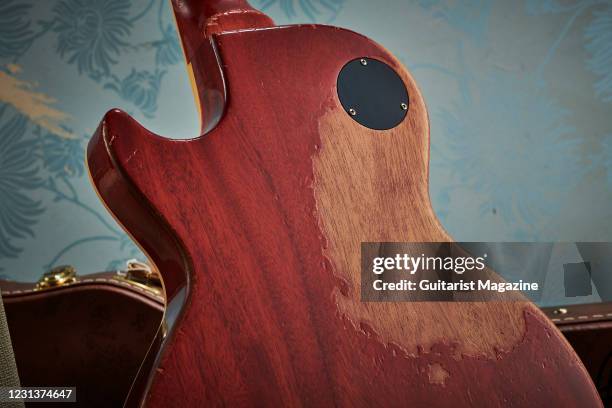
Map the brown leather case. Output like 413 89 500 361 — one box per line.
1 267 164 407
543 302 612 404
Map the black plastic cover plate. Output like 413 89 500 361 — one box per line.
337 58 409 130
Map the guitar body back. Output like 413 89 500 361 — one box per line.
87 3 601 406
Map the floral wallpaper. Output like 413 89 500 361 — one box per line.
0 0 611 307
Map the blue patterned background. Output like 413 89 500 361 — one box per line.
0 0 611 307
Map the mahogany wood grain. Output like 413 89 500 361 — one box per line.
87 1 602 406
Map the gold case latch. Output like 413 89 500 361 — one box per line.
36 265 77 290
116 259 163 296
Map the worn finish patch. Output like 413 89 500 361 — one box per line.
312 57 529 358
427 363 450 386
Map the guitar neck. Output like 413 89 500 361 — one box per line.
171 0 274 62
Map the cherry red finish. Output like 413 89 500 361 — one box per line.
87 1 602 406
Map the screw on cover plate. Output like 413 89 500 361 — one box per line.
401 102 408 110
349 108 357 116
360 58 368 66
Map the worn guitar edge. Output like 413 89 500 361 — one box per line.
87 117 193 407
83 3 269 399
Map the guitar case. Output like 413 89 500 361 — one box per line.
0 265 163 407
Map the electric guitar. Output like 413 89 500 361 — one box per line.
87 0 602 406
